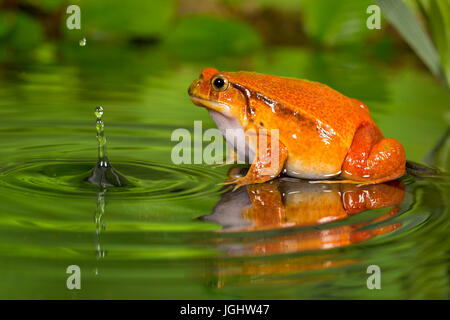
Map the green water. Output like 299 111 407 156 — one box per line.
0 43 448 299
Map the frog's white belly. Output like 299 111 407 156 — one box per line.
284 157 341 180
208 110 256 163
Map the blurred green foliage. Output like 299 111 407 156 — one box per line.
418 0 450 86
301 0 374 46
23 0 65 11
75 0 175 38
377 0 449 87
0 0 448 87
9 11 43 49
164 16 262 60
0 10 44 50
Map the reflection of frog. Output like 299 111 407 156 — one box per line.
203 178 404 253
189 68 406 188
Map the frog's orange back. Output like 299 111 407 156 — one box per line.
223 71 375 147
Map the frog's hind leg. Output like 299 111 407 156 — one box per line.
340 123 406 184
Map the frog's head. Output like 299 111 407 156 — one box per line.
188 68 254 161
188 67 247 120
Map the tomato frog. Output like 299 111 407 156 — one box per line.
188 68 406 189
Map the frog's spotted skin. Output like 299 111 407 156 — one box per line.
188 68 406 188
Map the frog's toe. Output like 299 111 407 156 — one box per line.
231 179 247 191
224 167 246 187
223 179 238 186
223 177 248 191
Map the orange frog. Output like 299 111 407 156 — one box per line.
188 68 406 188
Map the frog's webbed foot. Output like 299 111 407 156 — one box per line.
224 175 263 191
224 178 246 191
221 167 244 191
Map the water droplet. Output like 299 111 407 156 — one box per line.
95 119 105 138
95 120 107 165
87 106 128 188
95 106 103 119
79 38 87 46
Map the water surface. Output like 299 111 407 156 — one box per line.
0 44 448 299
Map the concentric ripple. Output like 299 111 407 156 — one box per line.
0 159 226 200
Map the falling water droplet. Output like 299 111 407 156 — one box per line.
95 109 108 167
87 106 128 188
79 38 87 46
95 106 103 118
94 189 107 263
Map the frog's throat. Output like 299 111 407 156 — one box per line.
189 95 232 117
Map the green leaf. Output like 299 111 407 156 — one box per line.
76 0 175 38
164 15 262 60
418 0 450 87
9 13 44 50
376 0 444 84
0 12 14 39
300 0 374 46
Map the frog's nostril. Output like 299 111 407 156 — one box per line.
188 80 201 95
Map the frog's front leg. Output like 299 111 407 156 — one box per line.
226 132 288 190
341 123 406 184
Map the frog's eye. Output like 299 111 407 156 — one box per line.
211 75 229 92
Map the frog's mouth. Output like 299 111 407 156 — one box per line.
189 94 256 162
189 95 232 117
